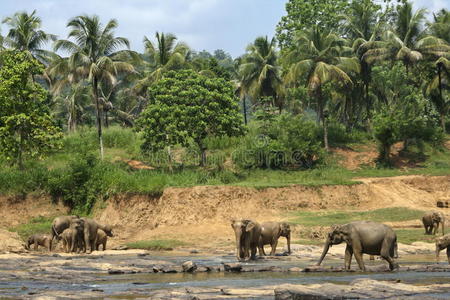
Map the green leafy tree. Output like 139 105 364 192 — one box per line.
2 10 56 63
54 15 136 159
0 51 62 169
283 26 359 150
137 70 245 166
276 0 350 49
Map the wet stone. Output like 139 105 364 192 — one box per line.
196 266 211 272
108 269 125 275
162 266 182 273
223 263 242 272
182 261 197 273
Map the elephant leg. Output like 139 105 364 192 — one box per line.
353 250 365 271
270 238 278 256
103 240 106 251
433 224 438 235
250 244 257 260
344 245 353 270
84 231 90 253
258 244 265 256
446 247 450 265
381 238 398 271
34 241 38 251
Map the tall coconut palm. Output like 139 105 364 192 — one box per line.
238 36 283 111
134 32 189 94
284 26 359 150
363 2 427 73
2 10 56 63
345 0 385 130
54 15 136 158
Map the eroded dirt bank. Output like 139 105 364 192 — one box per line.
0 175 449 250
92 175 450 247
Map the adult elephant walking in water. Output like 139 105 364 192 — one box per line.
231 219 261 261
317 221 398 271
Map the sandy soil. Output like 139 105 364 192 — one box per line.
0 174 449 252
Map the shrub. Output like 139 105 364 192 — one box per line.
233 113 324 169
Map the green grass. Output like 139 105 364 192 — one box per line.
288 207 425 227
126 239 187 251
395 228 438 244
9 216 53 241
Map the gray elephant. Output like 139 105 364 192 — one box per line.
317 221 399 271
231 219 261 261
435 233 450 263
96 229 108 251
26 234 52 251
60 221 84 253
81 218 113 253
51 215 82 244
259 222 291 256
422 211 445 235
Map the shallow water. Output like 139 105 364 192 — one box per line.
1 252 450 299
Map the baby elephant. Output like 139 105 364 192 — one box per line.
96 229 108 251
259 222 291 256
423 211 445 235
435 234 450 263
60 223 84 253
26 234 52 251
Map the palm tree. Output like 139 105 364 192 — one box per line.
345 0 385 131
238 36 283 112
134 32 189 93
428 9 450 44
284 26 359 150
2 10 56 63
54 15 136 159
363 2 427 74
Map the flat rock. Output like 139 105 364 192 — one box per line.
181 260 197 273
274 278 450 299
223 263 242 272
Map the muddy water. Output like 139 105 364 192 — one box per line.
1 251 450 299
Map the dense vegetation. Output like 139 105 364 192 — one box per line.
0 0 449 213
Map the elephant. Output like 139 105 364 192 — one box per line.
317 221 399 271
59 222 84 253
258 222 291 256
231 219 261 261
51 215 82 246
435 233 450 263
422 211 445 235
26 234 52 251
81 218 113 254
96 229 108 251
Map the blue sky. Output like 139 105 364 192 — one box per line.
1 0 448 58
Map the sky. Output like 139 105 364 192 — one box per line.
0 0 448 58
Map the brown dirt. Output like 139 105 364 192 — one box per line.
92 175 450 247
0 194 68 228
1 175 449 251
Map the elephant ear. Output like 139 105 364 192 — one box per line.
281 223 290 232
245 221 255 232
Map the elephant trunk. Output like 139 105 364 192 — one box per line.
286 233 291 254
317 239 331 266
441 219 445 236
235 233 242 261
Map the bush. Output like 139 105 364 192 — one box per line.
47 153 108 214
321 122 369 146
233 113 324 169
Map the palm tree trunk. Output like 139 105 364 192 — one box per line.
93 77 104 160
317 89 329 151
243 96 248 125
438 64 446 134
